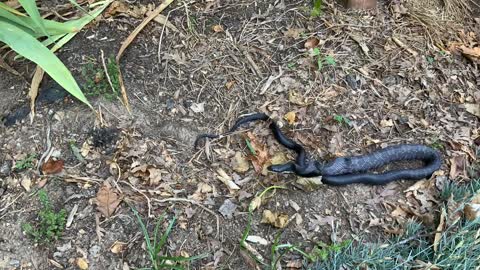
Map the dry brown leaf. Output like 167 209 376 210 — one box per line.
380 119 394 127
286 260 303 269
288 90 312 106
20 176 32 192
304 37 320 49
260 210 288 228
433 209 445 252
212 24 224 32
95 182 122 218
231 152 250 173
29 66 45 123
249 196 262 212
284 28 304 39
465 192 480 221
245 132 270 174
449 155 468 180
76 258 89 270
465 103 480 118
459 45 480 62
225 80 235 90
110 241 127 254
284 111 296 125
270 152 288 165
41 159 64 175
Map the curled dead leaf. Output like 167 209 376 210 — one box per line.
110 241 127 254
76 257 89 270
288 90 312 106
212 24 224 32
284 28 304 39
260 210 288 228
304 37 320 49
41 159 64 175
232 152 250 173
380 119 394 127
464 192 480 221
225 80 235 90
284 111 296 125
249 196 262 212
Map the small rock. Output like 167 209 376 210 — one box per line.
0 161 12 175
345 74 358 89
218 199 237 219
166 98 175 111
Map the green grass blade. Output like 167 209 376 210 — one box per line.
66 0 92 17
0 8 77 36
0 2 26 17
18 0 48 36
156 216 176 255
0 21 91 108
50 1 112 53
0 8 33 30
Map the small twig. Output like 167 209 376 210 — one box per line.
37 122 52 174
119 180 153 218
157 11 171 63
259 67 284 95
152 197 220 239
100 49 116 94
392 36 418 57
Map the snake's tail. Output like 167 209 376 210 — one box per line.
194 134 220 149
194 113 270 149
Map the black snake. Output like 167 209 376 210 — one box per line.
194 113 442 185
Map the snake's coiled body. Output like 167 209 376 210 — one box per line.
195 113 442 185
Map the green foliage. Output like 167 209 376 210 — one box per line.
311 48 336 70
310 0 322 17
131 206 208 270
22 189 67 243
14 153 37 170
314 179 480 269
430 138 444 150
311 240 352 261
81 56 120 100
333 114 351 126
0 0 113 108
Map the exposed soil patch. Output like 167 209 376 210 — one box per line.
1 0 479 269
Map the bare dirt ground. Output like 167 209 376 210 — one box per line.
1 0 479 269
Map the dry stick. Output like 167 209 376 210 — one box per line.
157 11 171 63
119 180 153 218
115 0 175 113
392 36 418 57
152 197 220 239
100 49 116 95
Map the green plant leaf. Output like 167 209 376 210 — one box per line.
0 2 26 17
0 21 92 108
325 55 336 66
18 0 48 36
311 0 322 17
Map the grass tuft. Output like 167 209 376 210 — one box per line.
130 205 208 270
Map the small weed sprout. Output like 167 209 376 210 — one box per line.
14 154 37 170
22 189 67 243
81 56 120 100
